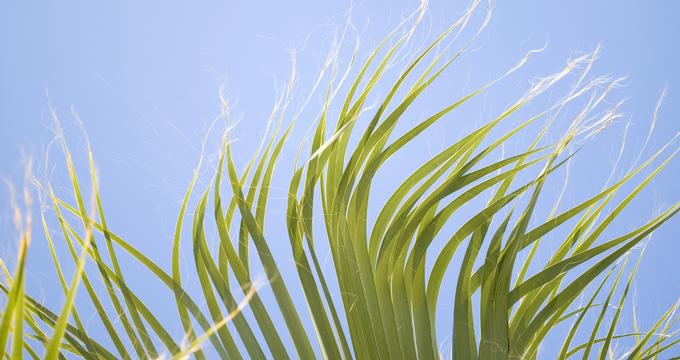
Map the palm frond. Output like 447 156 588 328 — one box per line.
1 3 679 359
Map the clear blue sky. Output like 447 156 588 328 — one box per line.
1 0 679 357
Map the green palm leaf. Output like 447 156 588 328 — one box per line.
2 3 678 359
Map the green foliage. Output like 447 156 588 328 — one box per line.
1 3 679 359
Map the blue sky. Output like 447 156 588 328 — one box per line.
1 0 679 357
